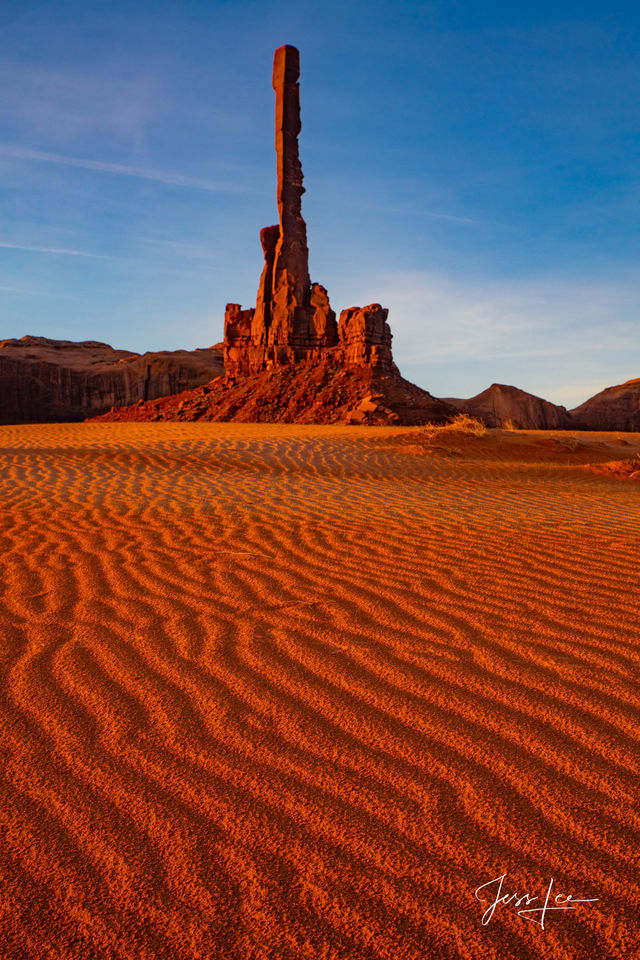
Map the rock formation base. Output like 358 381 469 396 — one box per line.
91 353 454 425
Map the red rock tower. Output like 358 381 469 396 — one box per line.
224 45 396 379
225 45 337 376
269 45 311 348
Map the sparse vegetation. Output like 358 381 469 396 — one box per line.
422 412 487 439
502 419 516 431
555 435 579 452
586 455 640 480
444 412 487 435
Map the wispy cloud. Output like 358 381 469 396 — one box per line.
0 143 238 192
0 283 81 299
0 239 115 259
138 237 217 259
379 204 482 225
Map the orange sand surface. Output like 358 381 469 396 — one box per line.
0 423 639 960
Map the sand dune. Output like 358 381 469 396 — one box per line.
0 423 638 959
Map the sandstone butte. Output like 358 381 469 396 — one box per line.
93 45 454 427
570 377 640 432
445 383 575 430
0 335 223 425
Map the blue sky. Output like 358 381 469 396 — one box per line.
0 0 638 407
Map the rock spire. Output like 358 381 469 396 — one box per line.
269 44 311 345
223 46 395 380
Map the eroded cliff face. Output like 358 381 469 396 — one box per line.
337 305 396 375
0 336 224 424
445 384 575 430
571 378 640 431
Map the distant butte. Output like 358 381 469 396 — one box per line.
445 383 574 430
0 336 223 425
570 378 640 431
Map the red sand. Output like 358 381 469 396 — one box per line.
0 423 638 959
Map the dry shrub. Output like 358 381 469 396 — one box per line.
555 435 579 452
445 412 487 436
587 458 640 480
501 419 516 431
423 412 487 439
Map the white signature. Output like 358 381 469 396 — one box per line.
475 874 599 930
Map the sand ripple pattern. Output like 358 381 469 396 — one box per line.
0 423 638 960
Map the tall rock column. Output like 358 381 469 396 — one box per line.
268 44 311 356
223 44 338 377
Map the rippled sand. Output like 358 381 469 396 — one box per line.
0 423 638 960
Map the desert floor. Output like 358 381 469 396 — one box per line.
0 422 638 960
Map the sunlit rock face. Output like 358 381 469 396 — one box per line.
338 305 397 376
